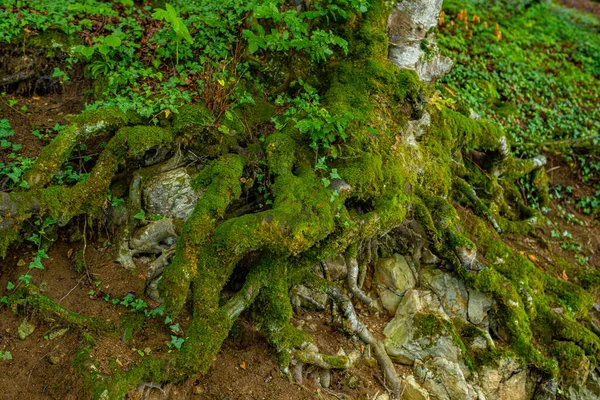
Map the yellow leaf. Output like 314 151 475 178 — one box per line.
218 79 225 86
164 109 171 118
240 361 247 370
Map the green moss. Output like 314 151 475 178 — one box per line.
10 284 115 334
171 104 214 137
264 129 297 175
26 30 81 56
75 346 167 400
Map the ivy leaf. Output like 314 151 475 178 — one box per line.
134 209 146 220
29 257 45 270
104 35 122 48
98 44 111 56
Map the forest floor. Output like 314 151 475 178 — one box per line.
0 61 598 400
1 0 600 399
558 0 600 16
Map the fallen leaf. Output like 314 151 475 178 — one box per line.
561 270 568 281
240 361 247 370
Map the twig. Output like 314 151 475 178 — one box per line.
322 388 345 399
58 275 86 304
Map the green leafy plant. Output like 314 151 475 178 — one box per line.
152 4 193 64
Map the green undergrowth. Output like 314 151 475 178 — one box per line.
438 0 600 158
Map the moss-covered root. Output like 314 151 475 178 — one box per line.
1 125 173 256
9 284 116 334
325 284 402 399
252 260 312 370
415 187 480 272
174 256 276 377
158 154 246 315
22 108 134 190
75 346 166 400
453 176 502 233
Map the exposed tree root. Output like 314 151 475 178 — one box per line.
324 284 403 400
9 284 116 334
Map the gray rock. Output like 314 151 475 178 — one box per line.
478 356 533 400
143 168 198 221
401 375 430 400
323 254 348 281
564 369 600 400
18 319 37 340
387 0 452 83
420 247 438 265
421 268 468 319
467 288 493 326
404 111 431 147
384 289 462 365
395 289 446 318
414 357 476 400
375 254 417 315
533 378 557 400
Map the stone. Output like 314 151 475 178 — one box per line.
467 288 493 326
18 319 36 340
48 327 69 340
414 357 476 400
142 167 198 221
420 247 438 265
384 289 461 365
320 370 331 388
387 0 453 83
404 111 431 147
348 375 360 389
532 378 557 400
565 370 600 400
323 254 348 281
478 356 533 400
401 375 430 400
395 289 446 318
421 268 468 319
375 254 417 315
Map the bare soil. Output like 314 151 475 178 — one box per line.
558 0 600 17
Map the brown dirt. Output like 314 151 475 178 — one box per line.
0 81 89 161
558 0 600 17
